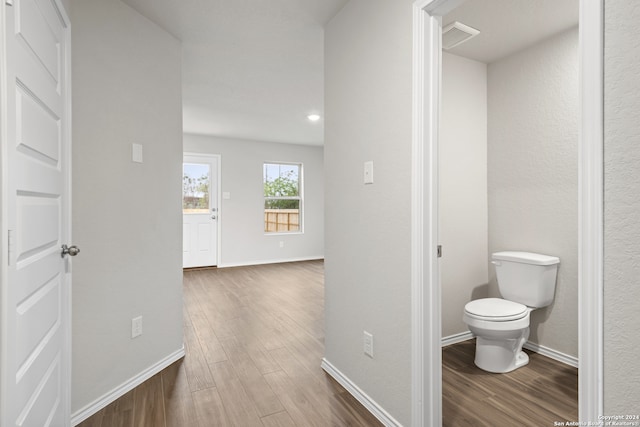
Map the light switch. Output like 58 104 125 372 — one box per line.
132 143 143 163
364 161 374 184
223 192 231 200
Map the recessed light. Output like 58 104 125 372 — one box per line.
307 114 321 122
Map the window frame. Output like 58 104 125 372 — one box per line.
263 161 304 234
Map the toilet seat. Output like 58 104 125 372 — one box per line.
464 298 528 322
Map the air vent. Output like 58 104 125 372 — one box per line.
442 21 480 50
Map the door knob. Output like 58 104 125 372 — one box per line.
211 215 217 220
61 244 80 258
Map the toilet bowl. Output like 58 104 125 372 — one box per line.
463 251 560 374
463 298 533 373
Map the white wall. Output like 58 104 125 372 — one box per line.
183 134 324 267
604 0 640 414
70 0 183 416
487 28 579 357
441 53 488 338
324 0 413 424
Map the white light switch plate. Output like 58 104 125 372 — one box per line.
364 161 374 184
132 143 143 163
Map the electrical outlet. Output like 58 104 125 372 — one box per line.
279 241 285 248
363 331 374 358
131 316 143 338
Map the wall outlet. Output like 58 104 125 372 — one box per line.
363 331 374 358
131 316 143 338
279 241 285 248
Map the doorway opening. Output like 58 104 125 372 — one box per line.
411 0 604 425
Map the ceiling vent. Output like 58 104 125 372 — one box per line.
442 21 480 50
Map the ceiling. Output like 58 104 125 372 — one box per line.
120 0 578 146
444 0 579 64
121 0 349 146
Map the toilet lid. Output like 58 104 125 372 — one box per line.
464 298 528 321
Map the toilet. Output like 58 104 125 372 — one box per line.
463 251 560 373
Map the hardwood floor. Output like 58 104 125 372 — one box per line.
443 340 578 426
77 260 578 426
77 261 383 427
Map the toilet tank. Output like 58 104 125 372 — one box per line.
492 251 560 308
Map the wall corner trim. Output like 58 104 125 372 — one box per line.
321 358 403 427
70 346 185 426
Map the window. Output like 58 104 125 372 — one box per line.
183 163 210 213
263 162 302 233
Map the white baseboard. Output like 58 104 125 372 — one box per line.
441 331 474 347
71 346 186 426
218 255 324 268
321 358 402 427
523 341 578 368
441 332 578 368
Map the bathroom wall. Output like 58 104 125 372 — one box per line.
183 134 324 267
604 0 640 414
487 28 579 358
441 52 489 338
324 0 413 424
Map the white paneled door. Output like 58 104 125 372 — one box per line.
183 154 219 268
1 0 72 426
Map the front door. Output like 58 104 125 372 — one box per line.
1 0 72 425
182 154 219 268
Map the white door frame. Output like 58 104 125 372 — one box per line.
411 0 604 425
183 152 221 267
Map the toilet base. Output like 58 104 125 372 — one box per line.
473 332 529 373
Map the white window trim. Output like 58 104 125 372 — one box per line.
263 161 304 235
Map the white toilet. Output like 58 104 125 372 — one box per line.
463 251 560 373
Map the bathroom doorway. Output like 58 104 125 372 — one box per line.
411 0 604 425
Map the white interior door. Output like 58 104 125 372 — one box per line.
1 0 72 426
183 154 219 268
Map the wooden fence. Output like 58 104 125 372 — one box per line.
264 209 299 232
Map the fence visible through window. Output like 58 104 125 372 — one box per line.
263 162 302 233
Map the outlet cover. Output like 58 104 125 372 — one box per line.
131 316 143 338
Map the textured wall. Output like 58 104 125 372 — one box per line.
604 0 640 414
441 53 488 338
324 0 413 423
71 0 183 415
183 134 324 267
487 28 579 357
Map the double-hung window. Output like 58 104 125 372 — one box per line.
263 162 302 233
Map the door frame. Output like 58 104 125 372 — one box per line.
411 0 604 425
0 0 73 423
183 152 221 267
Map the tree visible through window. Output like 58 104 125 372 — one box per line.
183 163 210 213
264 163 302 233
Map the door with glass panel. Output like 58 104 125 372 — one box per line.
182 154 219 268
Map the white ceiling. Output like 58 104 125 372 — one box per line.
120 0 578 147
444 0 579 64
121 0 349 146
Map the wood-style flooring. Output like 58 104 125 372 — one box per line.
78 260 578 426
77 261 382 427
443 340 578 426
